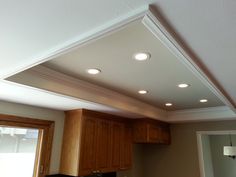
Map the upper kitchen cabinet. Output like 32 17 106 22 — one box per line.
59 109 133 176
133 118 171 144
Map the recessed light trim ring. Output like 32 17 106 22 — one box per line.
133 52 151 61
87 68 101 75
165 103 172 106
138 90 148 94
178 83 190 88
200 99 208 103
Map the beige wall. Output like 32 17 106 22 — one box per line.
0 101 65 174
2 100 236 177
210 135 236 177
201 135 214 177
117 144 144 177
142 120 236 177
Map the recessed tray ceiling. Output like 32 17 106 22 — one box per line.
40 19 223 110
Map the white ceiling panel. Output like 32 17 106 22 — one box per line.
1 0 236 121
0 0 153 78
44 20 224 110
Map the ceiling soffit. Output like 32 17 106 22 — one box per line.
7 6 236 121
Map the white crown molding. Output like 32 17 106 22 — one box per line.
9 66 236 122
167 106 236 122
8 65 167 120
0 80 144 118
2 5 148 80
6 6 236 122
142 7 236 112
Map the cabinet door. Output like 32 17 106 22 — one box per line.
160 126 171 144
147 124 162 143
111 122 123 170
120 125 132 170
133 122 147 143
79 117 97 176
96 119 112 173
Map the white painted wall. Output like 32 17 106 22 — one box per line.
201 135 214 177
0 100 65 174
210 135 236 177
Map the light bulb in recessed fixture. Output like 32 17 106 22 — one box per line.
138 90 148 94
178 83 190 88
133 52 150 61
200 99 208 103
165 103 172 106
87 68 101 75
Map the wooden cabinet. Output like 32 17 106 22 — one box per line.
133 118 170 144
95 118 112 173
110 121 133 171
79 116 97 175
121 125 132 170
60 109 133 176
60 110 170 176
110 121 123 170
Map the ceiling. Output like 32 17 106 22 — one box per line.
0 80 141 118
1 0 236 121
43 20 223 110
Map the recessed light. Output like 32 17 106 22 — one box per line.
87 68 101 75
138 90 148 94
178 83 190 88
133 52 150 61
200 99 208 103
165 103 173 106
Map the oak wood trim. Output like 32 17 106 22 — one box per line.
60 110 83 176
34 130 43 177
0 113 55 177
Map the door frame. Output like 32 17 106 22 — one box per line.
0 114 55 177
196 130 236 177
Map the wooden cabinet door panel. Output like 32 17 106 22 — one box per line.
96 119 112 172
111 122 123 170
161 127 171 144
132 119 171 144
79 117 97 176
133 122 147 143
147 124 162 143
121 125 132 170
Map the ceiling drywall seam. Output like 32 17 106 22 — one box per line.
2 5 149 80
8 65 167 121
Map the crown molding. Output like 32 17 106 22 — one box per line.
10 66 236 122
167 106 236 122
2 5 148 79
0 80 145 118
6 6 236 122
142 7 236 112
8 65 167 120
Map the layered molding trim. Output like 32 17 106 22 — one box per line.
142 8 236 112
9 67 236 122
8 65 167 120
0 80 143 118
2 6 149 79
7 6 236 122
167 106 236 122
